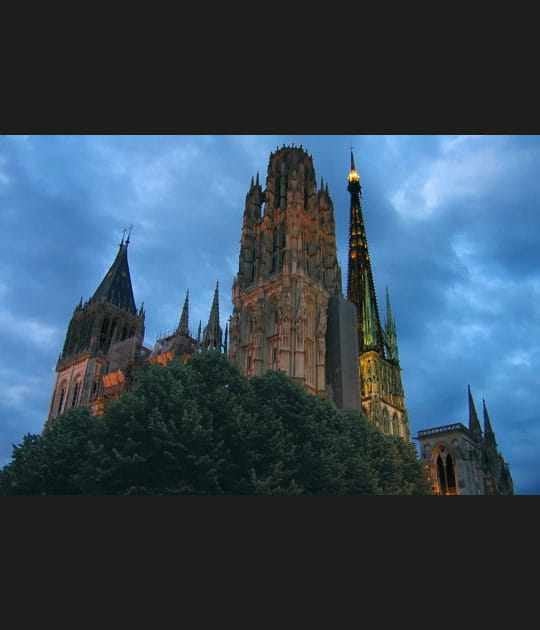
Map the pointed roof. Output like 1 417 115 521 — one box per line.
208 281 220 325
89 238 137 314
177 289 189 335
468 385 483 441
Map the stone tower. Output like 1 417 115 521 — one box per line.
416 386 514 495
228 145 359 406
346 152 410 438
45 233 147 426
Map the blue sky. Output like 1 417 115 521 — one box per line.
1 134 539 494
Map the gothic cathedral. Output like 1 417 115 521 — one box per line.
44 143 513 494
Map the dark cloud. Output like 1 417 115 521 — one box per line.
1 134 538 494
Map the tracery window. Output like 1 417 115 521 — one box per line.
435 446 457 495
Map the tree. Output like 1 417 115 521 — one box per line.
0 407 104 494
0 353 432 495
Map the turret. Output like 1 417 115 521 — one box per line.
202 281 223 352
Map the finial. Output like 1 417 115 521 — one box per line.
121 224 134 246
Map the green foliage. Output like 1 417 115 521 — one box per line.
0 352 432 495
0 407 105 494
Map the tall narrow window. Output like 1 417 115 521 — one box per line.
57 387 65 415
71 381 80 407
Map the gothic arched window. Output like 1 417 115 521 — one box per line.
56 384 66 415
392 412 399 436
435 446 457 495
71 381 81 408
382 407 390 434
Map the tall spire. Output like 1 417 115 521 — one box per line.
202 281 223 352
177 289 189 335
483 398 497 448
468 385 483 442
89 236 137 314
346 151 384 355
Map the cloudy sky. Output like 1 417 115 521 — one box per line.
1 134 539 494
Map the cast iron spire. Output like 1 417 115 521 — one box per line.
346 151 384 355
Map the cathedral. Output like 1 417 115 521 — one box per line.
44 144 514 495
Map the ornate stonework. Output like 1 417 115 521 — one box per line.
228 146 344 397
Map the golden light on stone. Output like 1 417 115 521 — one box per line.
348 169 360 182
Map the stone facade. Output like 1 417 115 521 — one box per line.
228 146 359 407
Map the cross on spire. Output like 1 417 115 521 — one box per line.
121 224 134 246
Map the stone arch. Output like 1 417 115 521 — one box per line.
382 406 390 434
241 305 255 346
392 411 399 436
432 443 458 495
70 377 82 408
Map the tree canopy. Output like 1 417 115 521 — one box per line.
0 352 432 495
